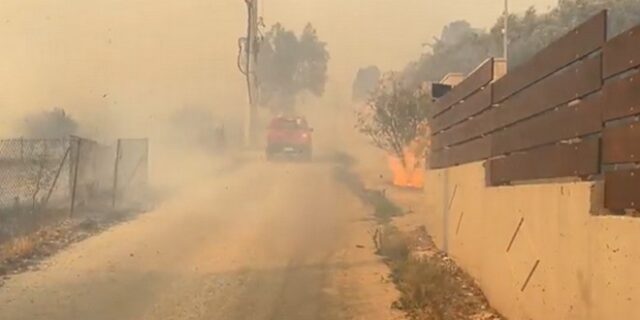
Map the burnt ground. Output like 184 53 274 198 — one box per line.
0 210 135 281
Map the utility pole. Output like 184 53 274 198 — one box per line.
503 0 509 70
240 0 259 147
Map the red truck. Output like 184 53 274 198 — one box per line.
265 116 313 161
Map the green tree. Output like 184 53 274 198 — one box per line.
256 23 329 113
401 20 499 88
402 0 640 86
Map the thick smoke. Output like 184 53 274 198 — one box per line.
402 0 640 88
20 108 78 139
351 66 381 102
169 106 226 153
256 23 329 113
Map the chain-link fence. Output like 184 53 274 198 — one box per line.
112 138 149 211
0 138 71 213
69 137 116 214
0 136 149 241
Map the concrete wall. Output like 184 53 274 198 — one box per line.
423 162 640 320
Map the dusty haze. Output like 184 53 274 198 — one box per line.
0 0 555 138
0 2 572 319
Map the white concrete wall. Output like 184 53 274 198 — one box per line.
423 162 640 320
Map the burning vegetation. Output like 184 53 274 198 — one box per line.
355 74 430 188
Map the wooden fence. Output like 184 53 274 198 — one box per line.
429 10 640 212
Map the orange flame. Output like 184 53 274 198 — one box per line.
387 123 429 189
388 149 424 189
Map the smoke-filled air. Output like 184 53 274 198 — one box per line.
2 1 640 319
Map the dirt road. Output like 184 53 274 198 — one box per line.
0 155 402 320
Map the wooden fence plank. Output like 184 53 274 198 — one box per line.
493 11 606 103
603 24 640 78
434 56 601 149
431 108 492 151
429 150 447 169
488 139 600 185
492 94 603 156
431 58 494 117
605 169 640 210
431 109 494 150
447 137 492 167
431 87 493 133
602 121 640 164
492 55 602 131
602 74 640 121
430 137 491 169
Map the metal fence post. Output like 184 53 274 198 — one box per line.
20 137 24 161
112 139 121 209
70 138 81 217
41 146 71 212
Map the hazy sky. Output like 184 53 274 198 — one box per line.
0 0 556 137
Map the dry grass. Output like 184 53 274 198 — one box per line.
379 227 503 320
333 164 402 222
1 236 38 262
334 151 501 319
376 225 409 260
0 218 103 277
393 258 457 320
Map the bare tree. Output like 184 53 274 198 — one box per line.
355 73 431 167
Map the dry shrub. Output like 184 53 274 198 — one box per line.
333 164 402 222
380 227 503 320
380 227 455 319
393 258 458 320
0 218 101 276
367 190 402 222
377 225 410 260
1 236 37 262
